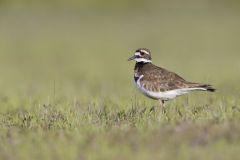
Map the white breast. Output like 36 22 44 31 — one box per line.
135 75 207 101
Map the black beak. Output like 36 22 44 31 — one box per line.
128 55 136 61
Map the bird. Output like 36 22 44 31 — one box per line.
128 48 215 110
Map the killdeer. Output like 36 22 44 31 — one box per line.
128 48 215 108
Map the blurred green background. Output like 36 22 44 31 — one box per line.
0 0 240 159
0 0 239 98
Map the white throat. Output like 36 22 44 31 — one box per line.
135 58 152 63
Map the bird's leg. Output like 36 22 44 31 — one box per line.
159 100 165 114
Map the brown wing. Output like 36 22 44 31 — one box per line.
141 65 190 92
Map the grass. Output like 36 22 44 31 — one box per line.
0 1 240 159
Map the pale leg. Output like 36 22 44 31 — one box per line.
159 100 165 114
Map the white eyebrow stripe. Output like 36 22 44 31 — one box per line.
140 50 150 55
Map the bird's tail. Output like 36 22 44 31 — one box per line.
187 83 216 92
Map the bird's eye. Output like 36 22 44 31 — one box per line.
140 52 144 56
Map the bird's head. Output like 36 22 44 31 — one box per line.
128 48 152 63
